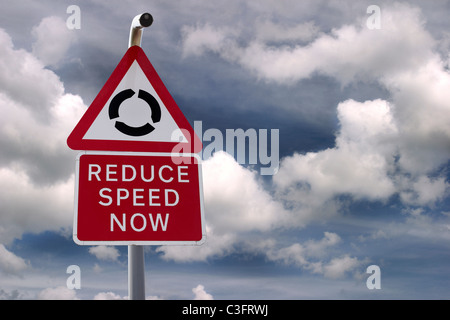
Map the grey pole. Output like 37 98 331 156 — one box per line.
128 245 145 300
127 12 153 301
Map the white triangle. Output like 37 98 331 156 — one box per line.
83 61 187 143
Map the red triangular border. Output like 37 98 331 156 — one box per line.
67 46 202 153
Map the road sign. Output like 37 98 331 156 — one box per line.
67 46 202 153
73 152 205 245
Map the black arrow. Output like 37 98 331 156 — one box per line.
109 88 135 119
114 121 155 136
138 89 161 124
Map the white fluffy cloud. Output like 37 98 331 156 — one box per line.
175 3 449 272
266 232 364 279
181 3 434 85
275 99 398 203
318 255 363 279
93 291 124 300
31 16 76 67
181 23 238 58
0 29 64 119
275 95 448 212
192 284 214 300
0 27 86 243
0 3 447 293
0 168 74 243
182 3 449 212
202 151 287 233
36 286 79 300
0 244 28 276
88 246 120 262
158 151 289 262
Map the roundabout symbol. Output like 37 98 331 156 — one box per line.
108 89 161 136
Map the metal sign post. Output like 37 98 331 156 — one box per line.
68 11 205 301
128 244 145 300
127 12 152 300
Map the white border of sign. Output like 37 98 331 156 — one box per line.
73 151 206 246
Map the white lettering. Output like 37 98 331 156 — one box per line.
117 188 129 205
109 213 169 232
99 188 112 206
133 189 144 206
148 189 161 206
110 213 126 231
122 165 136 182
140 164 154 182
159 165 173 183
106 164 118 181
88 164 101 181
130 213 146 232
149 213 169 231
99 188 180 207
86 164 191 182
178 166 189 183
165 189 179 206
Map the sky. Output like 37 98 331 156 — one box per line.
0 0 449 300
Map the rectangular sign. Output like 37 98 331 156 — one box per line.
73 152 205 245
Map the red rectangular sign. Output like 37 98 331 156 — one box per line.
73 152 205 245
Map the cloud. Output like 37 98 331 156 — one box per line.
202 151 287 233
304 231 341 258
179 4 450 225
192 284 214 300
0 244 28 276
0 22 86 176
318 255 363 279
266 232 364 279
254 20 320 44
88 246 120 262
157 225 236 262
267 242 308 267
0 288 22 300
275 95 448 213
36 286 79 300
399 176 448 206
384 56 450 177
181 3 450 209
268 4 449 213
360 207 450 244
275 99 398 204
181 23 238 58
158 151 289 262
0 26 86 243
0 28 64 120
31 16 76 68
93 291 124 300
0 168 74 243
92 291 162 300
181 3 434 85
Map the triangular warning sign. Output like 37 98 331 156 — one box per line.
67 46 202 153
